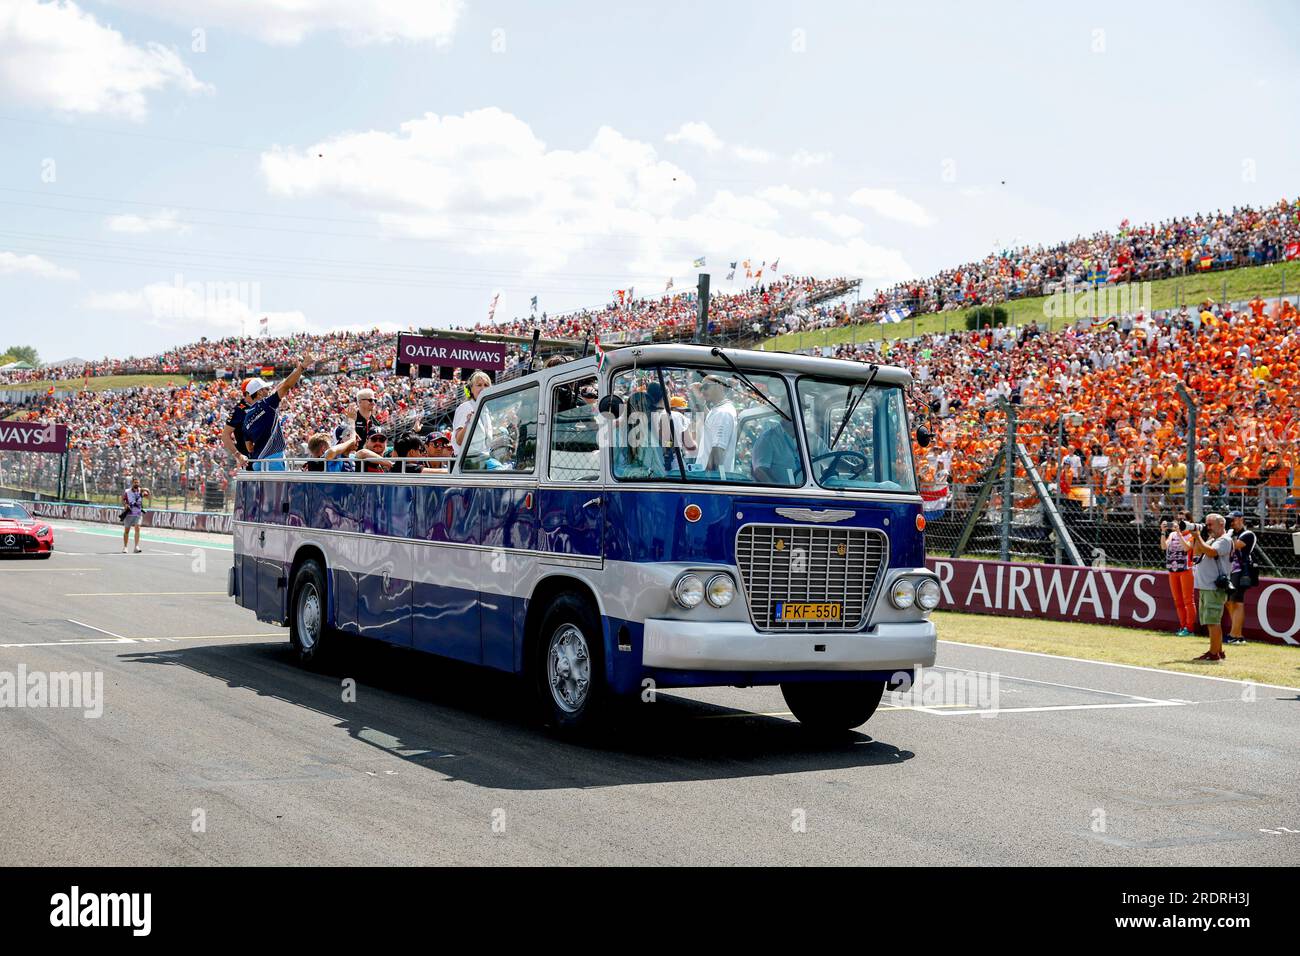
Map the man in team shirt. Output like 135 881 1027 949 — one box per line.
239 351 315 470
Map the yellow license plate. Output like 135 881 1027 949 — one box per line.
774 602 842 622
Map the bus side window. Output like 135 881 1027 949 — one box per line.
549 376 600 481
462 386 539 473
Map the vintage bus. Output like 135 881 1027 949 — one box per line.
229 344 940 735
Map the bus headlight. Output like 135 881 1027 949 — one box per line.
705 574 735 608
673 573 705 609
916 578 941 611
890 578 917 610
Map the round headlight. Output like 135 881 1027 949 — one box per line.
705 574 735 607
673 573 704 609
916 578 941 611
890 577 917 609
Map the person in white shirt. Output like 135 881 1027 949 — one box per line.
691 375 738 474
452 371 492 457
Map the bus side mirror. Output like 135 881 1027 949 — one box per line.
598 394 624 417
916 425 932 448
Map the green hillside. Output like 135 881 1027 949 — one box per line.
761 259 1300 352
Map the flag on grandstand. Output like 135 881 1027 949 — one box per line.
726 269 735 281
614 289 626 306
360 354 373 370
1285 242 1300 261
729 261 737 270
530 295 538 312
1106 267 1124 283
488 292 500 322
886 307 911 324
258 316 269 336
594 334 608 373
692 257 705 269
665 277 674 291
1198 255 1213 271
628 286 634 302
920 483 950 520
770 258 779 273
260 365 274 377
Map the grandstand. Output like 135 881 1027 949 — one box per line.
3 196 1299 560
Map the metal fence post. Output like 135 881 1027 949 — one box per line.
1001 400 1016 561
1174 382 1199 519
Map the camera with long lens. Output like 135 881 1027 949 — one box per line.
1178 519 1204 534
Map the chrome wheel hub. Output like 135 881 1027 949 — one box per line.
546 624 591 713
299 585 321 650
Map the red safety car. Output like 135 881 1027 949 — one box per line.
0 499 54 558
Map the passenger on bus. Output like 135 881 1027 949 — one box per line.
304 432 357 472
614 392 670 479
424 432 454 471
690 375 738 474
452 371 492 456
355 430 392 472
394 434 437 473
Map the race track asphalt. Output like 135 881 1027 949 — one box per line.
1 519 1297 866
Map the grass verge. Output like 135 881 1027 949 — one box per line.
934 610 1300 689
0 374 188 394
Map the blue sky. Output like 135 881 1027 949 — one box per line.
1 0 1297 362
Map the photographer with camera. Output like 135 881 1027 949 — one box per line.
1189 513 1233 662
1224 510 1258 646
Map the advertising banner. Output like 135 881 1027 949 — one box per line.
926 557 1300 646
0 422 68 454
396 334 506 372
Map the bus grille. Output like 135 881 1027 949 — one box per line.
735 524 887 631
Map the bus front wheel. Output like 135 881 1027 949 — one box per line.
781 679 886 735
533 593 608 736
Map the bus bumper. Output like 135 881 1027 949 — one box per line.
641 618 937 672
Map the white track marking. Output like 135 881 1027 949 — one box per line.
0 632 279 649
929 663 1172 703
65 619 133 643
0 567 100 572
939 639 1300 693
64 591 225 597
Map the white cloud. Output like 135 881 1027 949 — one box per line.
812 210 864 238
259 108 914 294
108 0 463 46
84 278 312 336
664 120 723 153
0 251 79 280
791 149 832 167
104 209 190 234
731 144 772 164
757 185 833 209
848 187 934 227
0 0 210 119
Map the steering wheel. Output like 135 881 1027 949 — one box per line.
810 449 870 479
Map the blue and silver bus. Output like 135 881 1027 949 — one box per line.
230 344 940 734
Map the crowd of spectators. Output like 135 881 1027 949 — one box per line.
851 197 1299 324
842 293 1300 527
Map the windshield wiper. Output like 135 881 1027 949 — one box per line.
709 347 791 422
831 364 879 449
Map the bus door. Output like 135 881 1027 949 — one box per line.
539 373 605 561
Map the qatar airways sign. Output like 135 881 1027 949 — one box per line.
396 334 506 371
0 422 67 454
926 558 1300 646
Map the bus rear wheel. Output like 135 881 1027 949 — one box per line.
781 679 886 735
533 593 608 736
289 559 332 667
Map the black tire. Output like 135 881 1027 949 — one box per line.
289 559 332 667
781 679 886 735
532 592 609 736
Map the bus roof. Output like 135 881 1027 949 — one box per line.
492 343 912 395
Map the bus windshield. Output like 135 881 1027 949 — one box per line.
609 365 803 486
796 378 917 493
